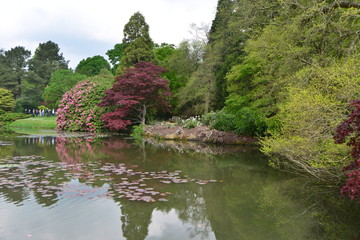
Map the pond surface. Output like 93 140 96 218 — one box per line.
0 133 359 240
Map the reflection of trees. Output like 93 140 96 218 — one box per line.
259 178 360 240
4 135 359 240
120 201 154 240
0 141 15 159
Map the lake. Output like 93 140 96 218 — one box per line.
0 132 359 240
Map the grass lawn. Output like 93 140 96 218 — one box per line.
10 117 57 129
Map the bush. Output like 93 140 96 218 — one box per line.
201 110 265 136
0 112 30 126
206 111 237 132
130 124 144 140
56 81 107 132
0 88 15 112
56 72 114 132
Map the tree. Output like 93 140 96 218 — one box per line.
119 12 155 70
99 62 171 131
154 43 176 63
16 72 45 110
106 43 127 72
0 88 15 112
28 41 68 80
42 69 87 108
0 46 31 98
334 100 360 201
16 41 69 110
75 55 111 77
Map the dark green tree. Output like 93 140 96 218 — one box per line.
75 55 111 77
28 41 68 81
0 46 31 98
17 41 69 110
16 72 45 109
119 12 155 70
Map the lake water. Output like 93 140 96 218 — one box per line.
0 132 359 240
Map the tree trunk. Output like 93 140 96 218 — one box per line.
141 104 146 125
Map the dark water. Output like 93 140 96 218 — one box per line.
0 133 359 240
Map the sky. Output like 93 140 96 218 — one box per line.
0 0 218 69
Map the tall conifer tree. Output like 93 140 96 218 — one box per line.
119 12 155 70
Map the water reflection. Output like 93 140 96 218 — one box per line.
0 135 360 239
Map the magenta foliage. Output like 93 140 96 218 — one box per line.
99 62 171 131
334 100 360 201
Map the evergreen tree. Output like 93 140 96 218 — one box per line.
28 41 68 81
119 12 155 70
0 46 31 98
20 41 69 109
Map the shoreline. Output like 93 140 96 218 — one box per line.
143 124 258 145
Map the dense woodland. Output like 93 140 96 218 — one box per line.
1 0 360 200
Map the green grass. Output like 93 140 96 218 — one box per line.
9 117 57 129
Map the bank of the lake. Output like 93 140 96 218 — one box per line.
143 124 258 145
9 117 258 145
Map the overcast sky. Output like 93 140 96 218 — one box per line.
1 0 218 69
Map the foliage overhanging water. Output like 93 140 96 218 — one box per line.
0 132 359 240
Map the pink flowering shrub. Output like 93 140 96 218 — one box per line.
56 80 107 132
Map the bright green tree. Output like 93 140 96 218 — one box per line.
43 69 88 108
106 43 127 73
154 43 176 63
75 55 111 77
0 88 15 112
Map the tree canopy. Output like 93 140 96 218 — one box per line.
0 46 31 98
0 88 15 112
42 69 88 108
75 55 111 77
119 12 155 70
99 61 171 131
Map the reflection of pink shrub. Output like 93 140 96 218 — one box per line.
56 81 105 132
55 137 132 179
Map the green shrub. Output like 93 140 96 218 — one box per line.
131 124 144 139
201 110 265 136
209 111 237 132
0 112 30 125
232 108 267 136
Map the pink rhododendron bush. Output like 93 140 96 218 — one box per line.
56 80 108 132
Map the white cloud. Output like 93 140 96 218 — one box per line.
0 0 218 68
